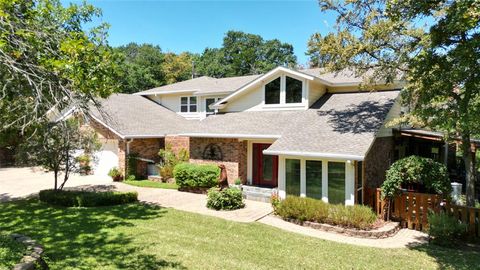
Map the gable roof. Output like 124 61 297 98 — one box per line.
180 90 399 160
89 94 188 139
134 74 262 96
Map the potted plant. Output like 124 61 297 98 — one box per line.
76 154 92 175
108 167 123 182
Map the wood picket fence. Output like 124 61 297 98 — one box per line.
364 188 480 237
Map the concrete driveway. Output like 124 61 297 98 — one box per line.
0 167 112 202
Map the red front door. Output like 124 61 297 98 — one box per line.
252 143 278 188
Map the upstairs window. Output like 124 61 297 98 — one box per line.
265 77 281 104
206 97 220 115
286 76 303 103
180 96 197 113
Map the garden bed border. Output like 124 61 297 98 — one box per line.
283 218 400 239
10 233 47 270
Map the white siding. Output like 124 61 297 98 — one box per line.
377 96 402 137
308 81 327 106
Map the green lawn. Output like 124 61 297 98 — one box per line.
0 200 478 270
123 180 178 189
0 234 25 270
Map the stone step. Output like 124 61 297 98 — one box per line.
241 185 276 203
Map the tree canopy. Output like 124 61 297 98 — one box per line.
309 0 479 205
0 0 122 132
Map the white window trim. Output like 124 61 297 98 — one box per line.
180 96 198 113
262 74 306 108
205 97 221 115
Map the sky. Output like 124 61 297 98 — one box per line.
64 0 338 65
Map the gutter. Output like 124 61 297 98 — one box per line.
178 133 281 140
262 150 364 161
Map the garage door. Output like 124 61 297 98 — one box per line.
93 139 119 176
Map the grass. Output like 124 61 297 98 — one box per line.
123 180 178 189
0 234 25 270
0 199 478 270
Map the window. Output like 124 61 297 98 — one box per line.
285 76 303 103
265 77 281 104
180 96 197 113
206 97 220 114
328 162 345 204
306 160 322 200
285 159 301 196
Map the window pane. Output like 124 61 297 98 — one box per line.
265 77 280 104
190 104 197 112
328 162 345 204
190 96 197 104
181 97 188 105
285 76 302 103
180 105 188 113
262 155 273 181
206 98 215 113
285 159 300 196
306 160 322 200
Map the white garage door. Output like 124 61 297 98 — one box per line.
93 139 119 176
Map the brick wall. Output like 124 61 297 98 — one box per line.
129 138 164 178
189 137 247 184
165 135 190 156
364 136 395 188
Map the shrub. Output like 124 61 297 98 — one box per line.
158 144 189 180
275 196 377 230
108 167 123 181
207 187 245 210
428 211 467 247
173 163 220 188
382 156 452 199
39 189 138 207
127 153 139 179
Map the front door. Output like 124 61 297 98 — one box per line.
252 143 278 187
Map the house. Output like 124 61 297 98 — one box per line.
85 66 404 205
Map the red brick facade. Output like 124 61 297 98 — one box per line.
129 138 165 177
165 135 190 156
189 137 248 184
364 136 395 188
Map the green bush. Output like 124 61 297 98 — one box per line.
173 163 220 188
427 211 467 247
382 156 452 199
108 167 123 181
39 189 138 207
0 234 25 270
206 187 245 210
158 144 189 180
275 196 377 230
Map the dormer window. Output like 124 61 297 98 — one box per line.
180 96 197 113
286 76 302 103
265 77 281 104
263 75 305 106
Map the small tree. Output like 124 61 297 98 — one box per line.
18 119 100 190
158 144 189 180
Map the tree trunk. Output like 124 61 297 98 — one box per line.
54 169 58 191
461 134 476 207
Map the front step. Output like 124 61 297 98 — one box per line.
240 185 276 203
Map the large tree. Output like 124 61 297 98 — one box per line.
0 0 121 133
308 0 480 206
196 31 297 78
115 43 165 93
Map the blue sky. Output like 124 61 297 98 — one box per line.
65 1 337 65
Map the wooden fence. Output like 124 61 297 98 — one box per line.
364 188 480 237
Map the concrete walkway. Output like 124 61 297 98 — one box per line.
113 182 273 223
258 215 429 248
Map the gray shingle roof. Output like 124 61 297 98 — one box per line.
182 90 399 158
90 94 188 138
135 74 262 96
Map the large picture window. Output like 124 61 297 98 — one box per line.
285 76 303 103
306 160 322 200
265 77 281 104
285 159 300 196
180 96 197 113
328 162 345 204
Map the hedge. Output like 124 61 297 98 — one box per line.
274 196 377 230
39 189 138 207
173 163 220 188
207 187 245 210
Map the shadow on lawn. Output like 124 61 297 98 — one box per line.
0 200 187 269
408 242 480 270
